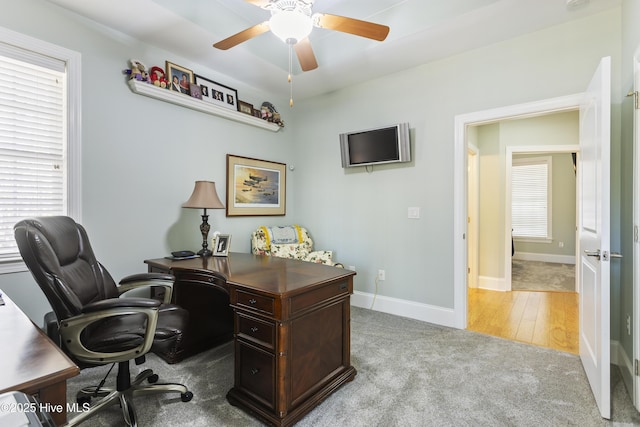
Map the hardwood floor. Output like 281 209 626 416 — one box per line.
467 288 579 354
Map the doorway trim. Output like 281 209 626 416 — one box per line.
453 93 584 329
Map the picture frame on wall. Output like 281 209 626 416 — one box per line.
194 74 238 110
226 154 286 216
166 61 193 95
212 234 231 256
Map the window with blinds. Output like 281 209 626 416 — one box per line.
511 156 552 240
0 30 80 272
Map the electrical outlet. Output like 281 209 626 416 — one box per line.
558 241 564 248
348 265 356 271
378 269 385 281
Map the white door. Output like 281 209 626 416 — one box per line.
579 56 611 419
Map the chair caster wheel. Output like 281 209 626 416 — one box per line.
181 391 193 402
77 396 91 405
148 374 159 383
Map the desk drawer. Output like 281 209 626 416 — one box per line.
174 271 227 291
236 290 274 315
237 342 275 409
290 280 350 315
237 313 275 349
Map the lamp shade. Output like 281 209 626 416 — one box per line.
182 181 225 209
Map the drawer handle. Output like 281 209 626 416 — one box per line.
248 298 257 305
250 368 260 375
250 327 259 333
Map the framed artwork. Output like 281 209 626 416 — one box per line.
238 100 253 115
166 61 193 95
194 74 238 110
213 234 231 256
226 154 286 216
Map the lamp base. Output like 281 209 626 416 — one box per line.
197 248 212 257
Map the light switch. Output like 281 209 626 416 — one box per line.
408 207 420 219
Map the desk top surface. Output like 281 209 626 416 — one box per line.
0 291 79 394
145 252 355 296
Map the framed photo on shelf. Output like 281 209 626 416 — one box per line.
226 154 286 216
166 61 193 95
194 74 238 110
212 234 231 256
238 100 253 115
189 83 202 100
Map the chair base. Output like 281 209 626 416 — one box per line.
67 364 192 427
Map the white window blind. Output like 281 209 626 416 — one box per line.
0 52 66 262
511 157 552 240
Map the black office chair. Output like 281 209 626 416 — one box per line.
14 216 193 426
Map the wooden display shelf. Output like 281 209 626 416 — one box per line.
128 80 281 132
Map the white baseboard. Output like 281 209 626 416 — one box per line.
513 252 575 264
351 291 457 328
612 340 634 400
478 276 508 292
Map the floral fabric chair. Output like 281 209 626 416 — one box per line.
251 225 340 267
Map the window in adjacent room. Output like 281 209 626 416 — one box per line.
511 156 552 242
0 28 81 273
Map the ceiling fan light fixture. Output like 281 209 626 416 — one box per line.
269 11 312 44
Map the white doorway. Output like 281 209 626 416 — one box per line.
454 54 612 420
453 93 584 328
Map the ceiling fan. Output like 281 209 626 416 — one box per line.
213 0 391 72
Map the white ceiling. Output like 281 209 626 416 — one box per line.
46 0 619 100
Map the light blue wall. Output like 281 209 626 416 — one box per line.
289 9 622 310
619 0 640 370
0 1 631 339
0 0 296 323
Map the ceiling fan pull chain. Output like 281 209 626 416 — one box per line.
288 42 294 107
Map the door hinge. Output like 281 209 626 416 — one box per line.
628 91 640 109
635 359 639 376
635 225 639 243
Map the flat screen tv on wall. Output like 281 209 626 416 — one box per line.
339 123 410 168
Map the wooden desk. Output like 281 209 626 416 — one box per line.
0 291 79 426
145 253 357 427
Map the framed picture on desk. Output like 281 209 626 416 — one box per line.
213 234 231 256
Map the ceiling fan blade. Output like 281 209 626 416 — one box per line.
294 38 318 71
314 13 389 41
213 22 270 50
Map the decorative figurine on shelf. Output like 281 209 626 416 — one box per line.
261 102 284 127
149 66 168 89
125 59 149 82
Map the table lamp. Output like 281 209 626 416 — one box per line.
182 181 225 256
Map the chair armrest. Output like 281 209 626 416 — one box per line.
82 297 161 313
118 273 175 304
60 298 160 364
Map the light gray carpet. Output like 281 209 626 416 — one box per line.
67 307 639 426
512 259 576 292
